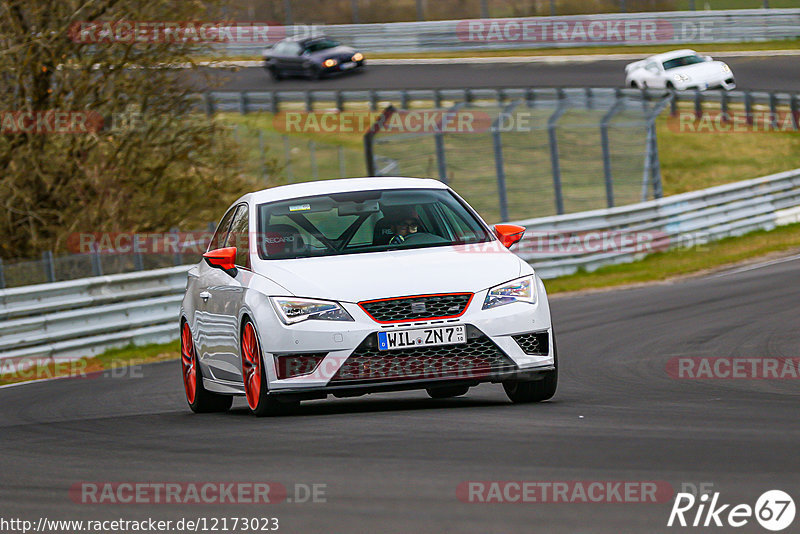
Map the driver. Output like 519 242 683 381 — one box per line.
388 209 420 245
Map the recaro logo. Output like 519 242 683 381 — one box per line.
667 490 795 530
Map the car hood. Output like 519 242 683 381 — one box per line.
255 245 527 302
668 61 728 79
309 45 356 60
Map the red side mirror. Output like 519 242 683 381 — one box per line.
494 224 526 249
203 247 237 274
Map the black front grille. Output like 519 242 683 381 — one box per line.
360 293 472 323
512 332 549 355
331 330 516 384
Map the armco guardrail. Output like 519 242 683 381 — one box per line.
214 9 800 55
2 169 799 365
514 168 800 279
0 266 190 365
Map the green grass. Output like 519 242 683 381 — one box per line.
0 341 179 386
545 222 800 293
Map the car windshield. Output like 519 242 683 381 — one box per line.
662 55 705 70
303 38 340 53
257 188 493 260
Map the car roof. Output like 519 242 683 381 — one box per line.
647 49 698 63
282 35 331 45
242 177 448 205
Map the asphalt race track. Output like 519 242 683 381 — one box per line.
2 255 798 533
200 55 800 93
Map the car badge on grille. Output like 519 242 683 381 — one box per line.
410 301 427 314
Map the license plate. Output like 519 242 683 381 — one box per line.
341 62 356 70
378 325 466 351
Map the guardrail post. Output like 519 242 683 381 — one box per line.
434 89 443 109
694 89 703 119
0 257 5 289
305 91 314 111
745 91 753 126
547 92 568 215
585 87 593 110
134 251 144 271
271 91 280 113
600 95 625 208
525 88 535 107
496 89 505 106
369 90 378 111
204 92 215 116
791 94 799 131
464 89 473 105
91 244 103 276
670 90 678 116
239 92 248 115
42 250 55 283
769 92 778 130
336 91 345 111
721 91 729 122
400 90 409 110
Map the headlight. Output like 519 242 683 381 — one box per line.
323 58 338 68
352 52 364 62
672 73 690 82
722 64 731 73
483 275 536 310
271 297 353 325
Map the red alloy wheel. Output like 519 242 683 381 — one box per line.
241 322 262 410
180 323 197 404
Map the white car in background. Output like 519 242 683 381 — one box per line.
179 177 557 416
625 49 735 91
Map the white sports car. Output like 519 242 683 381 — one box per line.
180 177 557 416
625 49 735 91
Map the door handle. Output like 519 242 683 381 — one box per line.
199 291 211 302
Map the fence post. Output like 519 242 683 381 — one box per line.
600 95 625 208
416 0 424 20
134 250 144 271
364 105 397 176
721 91 729 122
434 133 448 185
204 92 215 116
283 0 293 26
0 257 5 289
480 0 489 18
239 92 248 115
283 135 293 181
43 250 56 283
492 102 518 222
259 130 267 181
339 146 346 177
547 92 568 215
170 227 182 265
351 0 360 23
309 140 318 179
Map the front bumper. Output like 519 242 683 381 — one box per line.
248 277 554 397
675 75 736 91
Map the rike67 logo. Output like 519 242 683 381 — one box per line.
668 490 795 531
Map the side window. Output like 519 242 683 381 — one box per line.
647 62 660 73
225 204 250 269
286 42 302 56
208 207 237 251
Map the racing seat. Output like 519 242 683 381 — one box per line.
372 218 394 246
260 224 306 257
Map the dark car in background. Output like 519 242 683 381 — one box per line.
263 36 365 81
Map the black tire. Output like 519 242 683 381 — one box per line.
241 319 299 417
502 333 558 404
267 65 283 81
666 81 674 90
181 321 233 413
426 385 470 399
